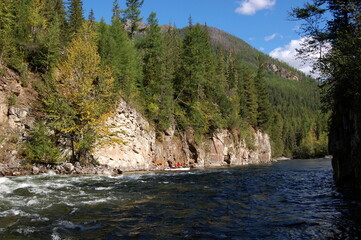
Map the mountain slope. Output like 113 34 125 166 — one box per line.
199 26 327 157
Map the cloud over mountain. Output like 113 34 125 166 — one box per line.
269 37 315 76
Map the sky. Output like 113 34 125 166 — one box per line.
82 0 313 75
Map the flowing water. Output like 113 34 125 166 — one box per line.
1 159 361 239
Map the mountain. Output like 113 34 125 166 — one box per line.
176 25 326 157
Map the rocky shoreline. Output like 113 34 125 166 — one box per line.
0 162 123 177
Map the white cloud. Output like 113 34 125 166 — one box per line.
264 33 276 41
259 47 265 51
269 37 317 76
235 0 276 15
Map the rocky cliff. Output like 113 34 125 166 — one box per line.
0 68 36 163
330 105 361 190
0 68 272 172
94 99 272 171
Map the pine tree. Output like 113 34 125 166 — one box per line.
179 24 213 104
141 12 175 131
97 18 112 65
45 0 68 44
240 67 258 127
142 12 164 121
269 111 285 157
225 52 242 128
67 0 84 37
88 8 95 27
28 0 47 42
98 0 141 101
177 23 219 134
0 0 17 67
254 55 271 129
123 0 144 38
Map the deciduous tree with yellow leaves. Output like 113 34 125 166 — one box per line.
44 22 117 162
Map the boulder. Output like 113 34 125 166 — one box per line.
63 163 74 173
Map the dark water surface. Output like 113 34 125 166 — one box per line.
1 159 361 239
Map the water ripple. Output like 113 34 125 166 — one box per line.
0 159 361 239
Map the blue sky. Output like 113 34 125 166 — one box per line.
82 0 312 74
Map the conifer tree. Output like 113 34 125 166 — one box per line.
254 55 271 129
45 0 68 44
97 18 112 65
28 0 47 42
240 67 258 127
269 111 285 157
177 23 219 134
0 0 17 67
98 0 141 101
141 12 175 131
123 0 144 38
142 12 165 121
67 0 84 37
179 24 213 104
88 9 95 27
225 52 242 128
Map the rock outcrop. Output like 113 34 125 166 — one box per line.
94 99 272 171
330 106 361 190
1 66 272 173
267 63 301 81
93 100 156 171
0 67 36 163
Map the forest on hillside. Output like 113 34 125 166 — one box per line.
0 0 328 164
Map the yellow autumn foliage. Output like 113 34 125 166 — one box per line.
49 22 118 162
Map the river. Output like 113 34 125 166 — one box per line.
1 158 361 239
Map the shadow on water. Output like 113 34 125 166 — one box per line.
1 159 361 239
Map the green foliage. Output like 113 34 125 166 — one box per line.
255 55 271 129
44 22 117 162
8 93 17 106
22 121 61 164
139 12 175 132
67 0 84 37
97 4 142 102
291 1 360 177
123 0 144 38
297 122 328 159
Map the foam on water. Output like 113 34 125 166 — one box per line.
2 159 361 240
15 226 36 235
0 209 38 218
55 220 102 231
0 184 11 194
95 186 113 190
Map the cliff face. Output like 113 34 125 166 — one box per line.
330 106 361 190
0 68 36 163
267 63 301 81
94 99 272 171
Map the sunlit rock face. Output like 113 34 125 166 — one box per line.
94 99 272 171
93 99 156 171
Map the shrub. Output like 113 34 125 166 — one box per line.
8 93 17 106
22 121 62 164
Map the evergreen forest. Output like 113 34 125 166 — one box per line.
0 0 329 163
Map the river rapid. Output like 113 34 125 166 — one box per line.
1 159 361 239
